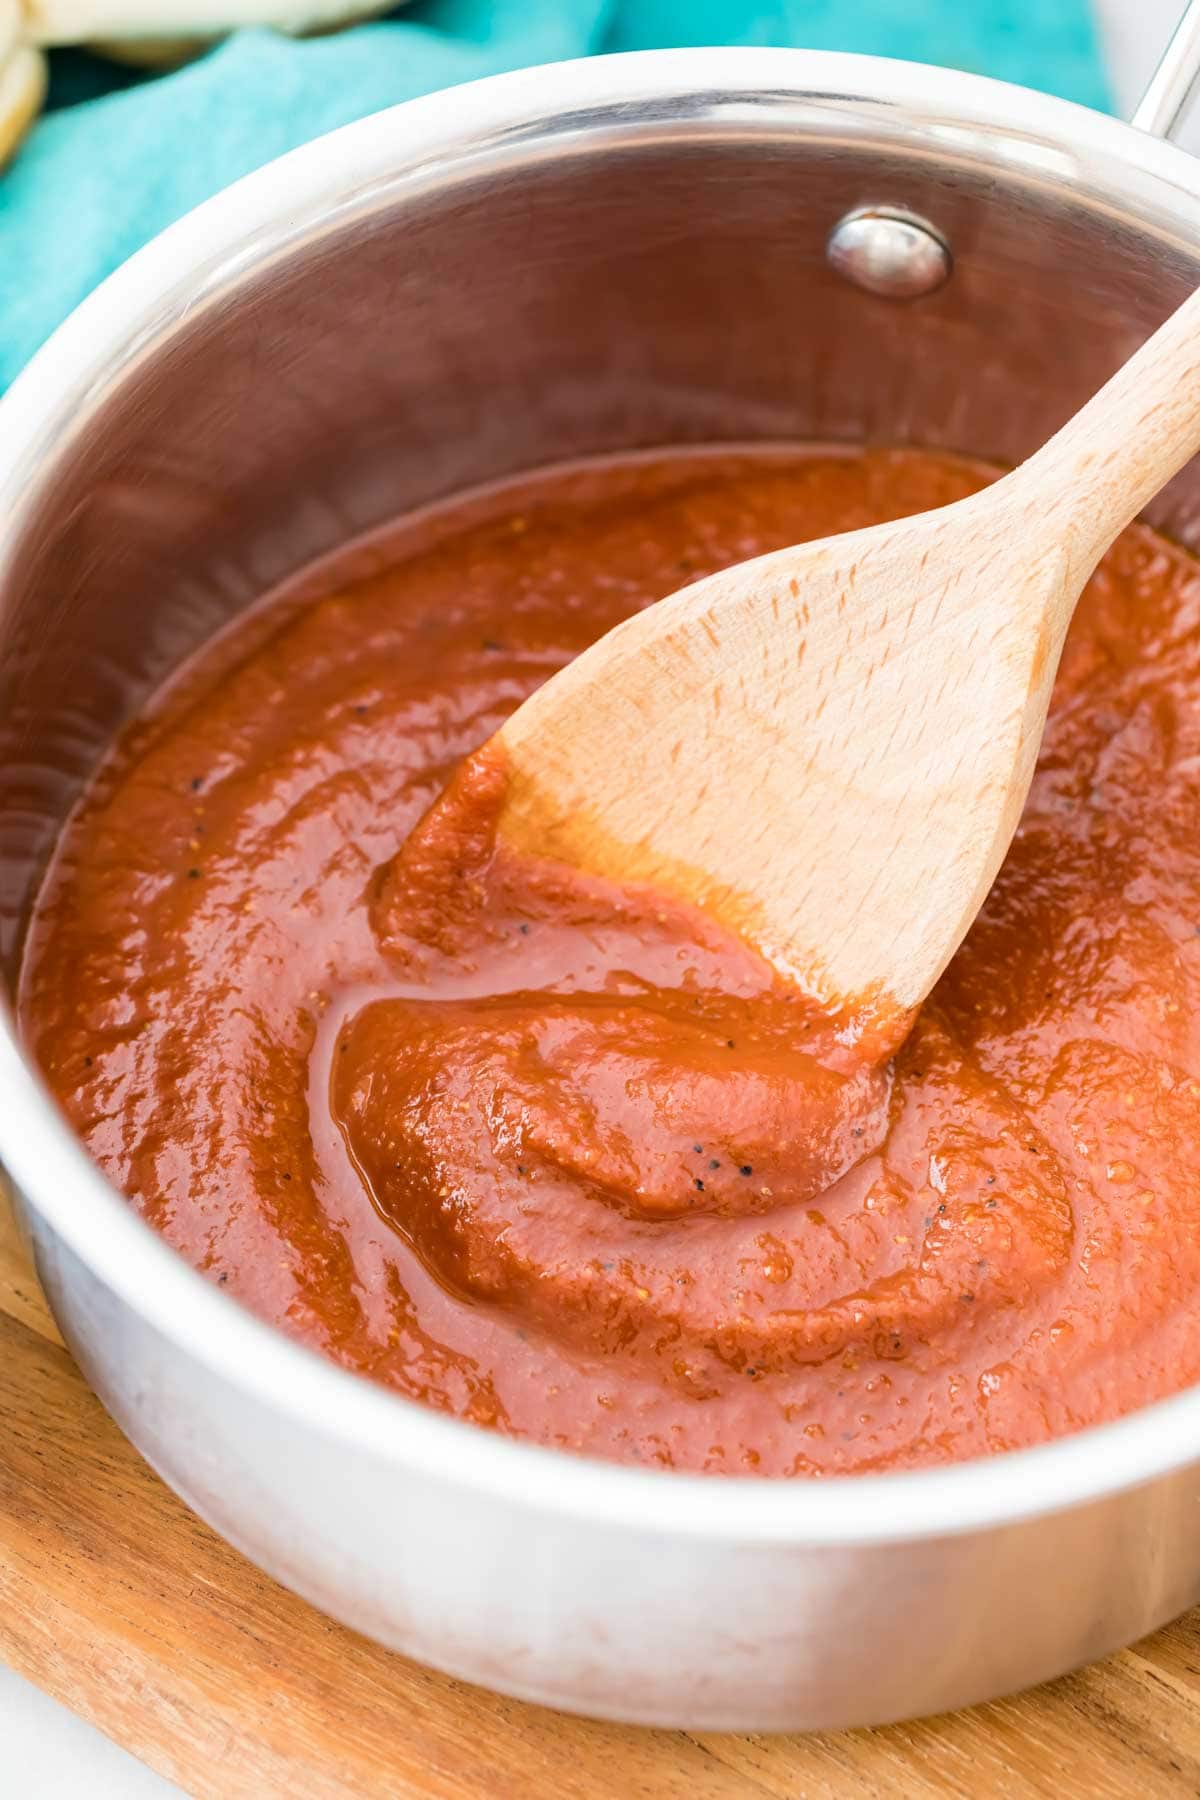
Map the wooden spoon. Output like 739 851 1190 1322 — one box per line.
490 287 1200 1027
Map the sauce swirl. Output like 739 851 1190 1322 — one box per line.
21 447 1200 1474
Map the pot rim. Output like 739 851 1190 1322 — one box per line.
4 46 1200 1546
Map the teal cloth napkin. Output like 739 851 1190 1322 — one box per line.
2 0 1110 389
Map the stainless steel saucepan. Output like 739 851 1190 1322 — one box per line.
4 8 1200 1734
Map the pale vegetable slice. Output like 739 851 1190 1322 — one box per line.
0 0 398 165
0 0 46 167
26 0 393 48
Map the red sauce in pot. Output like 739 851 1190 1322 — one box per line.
20 446 1200 1475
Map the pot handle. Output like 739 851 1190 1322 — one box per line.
1133 0 1200 138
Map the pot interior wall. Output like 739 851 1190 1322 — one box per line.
3 111 1200 980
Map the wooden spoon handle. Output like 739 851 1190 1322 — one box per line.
1014 283 1200 594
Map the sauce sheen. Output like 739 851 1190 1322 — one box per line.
21 446 1200 1476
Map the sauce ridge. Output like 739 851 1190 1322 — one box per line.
20 446 1200 1476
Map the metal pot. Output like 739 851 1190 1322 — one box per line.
5 14 1200 1735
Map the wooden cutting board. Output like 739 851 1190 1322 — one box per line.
5 1193 1200 1799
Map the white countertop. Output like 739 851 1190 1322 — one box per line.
0 2 1180 1791
0 1665 185 1797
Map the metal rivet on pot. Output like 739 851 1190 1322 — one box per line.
826 207 952 300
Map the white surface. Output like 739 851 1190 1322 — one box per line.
1103 0 1200 145
0 1664 184 1796
0 2 1185 1791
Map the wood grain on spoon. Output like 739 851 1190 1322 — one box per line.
497 287 1200 1021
